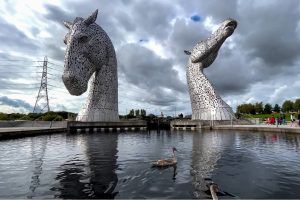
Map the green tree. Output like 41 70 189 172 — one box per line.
135 109 140 116
127 109 135 118
263 103 272 114
273 104 280 113
294 99 300 112
41 112 63 121
254 102 263 114
237 103 255 114
282 100 294 112
8 113 26 120
141 109 146 117
0 112 8 120
27 113 43 120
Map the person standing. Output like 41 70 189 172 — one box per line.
298 113 300 127
271 115 275 125
279 116 282 125
290 113 295 127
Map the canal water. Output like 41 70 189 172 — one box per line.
0 130 300 199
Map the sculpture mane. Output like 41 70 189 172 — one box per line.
185 19 237 120
62 10 119 121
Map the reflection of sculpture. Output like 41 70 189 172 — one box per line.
53 133 118 198
62 10 118 121
184 19 237 120
191 132 222 198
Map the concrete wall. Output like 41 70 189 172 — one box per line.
170 118 253 130
0 121 67 128
68 120 146 128
210 125 300 134
248 118 263 124
170 119 202 129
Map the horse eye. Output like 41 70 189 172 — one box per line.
78 35 88 43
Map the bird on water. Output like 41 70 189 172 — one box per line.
152 147 178 167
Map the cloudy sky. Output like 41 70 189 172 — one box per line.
0 0 300 116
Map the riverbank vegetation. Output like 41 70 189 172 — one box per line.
0 111 74 121
237 99 300 121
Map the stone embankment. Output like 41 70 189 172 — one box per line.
0 121 67 140
207 124 300 133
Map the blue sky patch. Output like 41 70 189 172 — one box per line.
139 38 149 43
190 14 201 22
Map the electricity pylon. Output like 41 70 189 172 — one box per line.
33 56 50 113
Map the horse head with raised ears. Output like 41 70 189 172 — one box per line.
62 9 119 121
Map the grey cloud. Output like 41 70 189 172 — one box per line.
176 0 238 23
168 18 210 68
130 1 177 40
237 0 300 67
30 27 40 37
43 0 178 46
0 54 42 95
118 44 186 93
205 50 257 95
117 44 189 111
45 43 65 61
52 103 67 111
42 1 128 47
0 17 38 52
138 87 184 106
44 4 71 24
0 96 33 111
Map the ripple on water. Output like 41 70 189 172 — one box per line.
0 130 300 198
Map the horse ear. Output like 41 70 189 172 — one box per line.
84 9 98 26
184 50 191 55
64 21 72 29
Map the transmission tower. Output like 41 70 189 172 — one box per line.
33 56 50 113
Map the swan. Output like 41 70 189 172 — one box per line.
152 147 177 167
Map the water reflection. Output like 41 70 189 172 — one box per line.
1 131 300 198
191 130 233 198
51 133 118 199
212 131 300 199
152 165 177 180
28 136 48 198
115 131 193 199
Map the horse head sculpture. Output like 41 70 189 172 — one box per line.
62 10 119 121
185 19 237 120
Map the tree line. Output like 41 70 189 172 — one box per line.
237 99 300 114
0 111 74 121
126 109 147 118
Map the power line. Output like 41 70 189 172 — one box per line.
1 87 40 90
0 65 41 67
47 61 63 67
47 66 63 72
47 84 65 89
0 60 41 62
0 71 43 73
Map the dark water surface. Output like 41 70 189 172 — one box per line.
1 130 300 199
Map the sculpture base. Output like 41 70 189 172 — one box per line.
76 109 119 122
192 107 235 121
